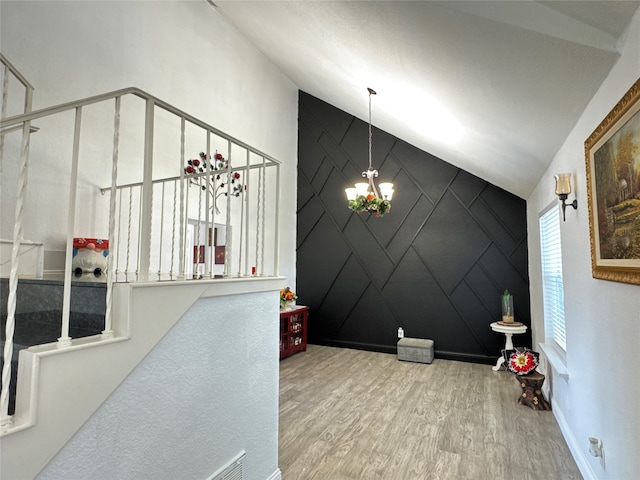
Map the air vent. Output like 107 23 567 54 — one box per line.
207 451 245 480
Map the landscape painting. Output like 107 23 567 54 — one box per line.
586 78 640 285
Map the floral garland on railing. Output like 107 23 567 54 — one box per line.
184 151 245 212
347 193 391 217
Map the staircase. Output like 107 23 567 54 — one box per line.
1 278 107 414
1 54 284 479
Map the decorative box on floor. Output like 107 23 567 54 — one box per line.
397 337 434 364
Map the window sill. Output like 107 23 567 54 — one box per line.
538 343 569 379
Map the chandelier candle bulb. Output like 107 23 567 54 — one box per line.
379 183 394 200
355 183 370 196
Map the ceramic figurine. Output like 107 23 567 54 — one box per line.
72 238 109 276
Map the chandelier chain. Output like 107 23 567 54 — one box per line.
368 90 373 171
366 88 378 197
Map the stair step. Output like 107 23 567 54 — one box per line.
1 278 106 415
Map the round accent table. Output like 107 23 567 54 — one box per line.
490 322 528 371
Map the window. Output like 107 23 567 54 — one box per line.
539 204 566 351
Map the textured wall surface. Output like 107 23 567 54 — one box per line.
297 92 531 363
36 292 281 480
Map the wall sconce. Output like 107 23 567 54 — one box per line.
554 173 578 221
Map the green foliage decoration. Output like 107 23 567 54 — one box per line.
348 195 391 217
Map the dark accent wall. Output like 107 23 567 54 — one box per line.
297 91 531 363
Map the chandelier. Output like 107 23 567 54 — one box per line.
345 88 394 217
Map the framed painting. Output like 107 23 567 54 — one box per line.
585 77 640 285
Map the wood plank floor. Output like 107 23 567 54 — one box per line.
279 345 582 480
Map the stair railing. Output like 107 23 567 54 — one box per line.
1 78 281 431
1 53 35 427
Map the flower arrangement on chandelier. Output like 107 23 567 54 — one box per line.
184 151 246 212
348 193 391 217
280 287 298 309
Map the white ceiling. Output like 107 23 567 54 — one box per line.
213 1 640 198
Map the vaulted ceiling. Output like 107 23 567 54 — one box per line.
214 1 640 198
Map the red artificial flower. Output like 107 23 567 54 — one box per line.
366 194 375 201
508 351 537 374
234 172 241 179
185 166 195 174
215 153 223 160
192 159 200 166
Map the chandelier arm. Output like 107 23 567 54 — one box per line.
369 177 379 198
365 168 379 197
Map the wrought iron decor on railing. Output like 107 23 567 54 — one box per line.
0 53 282 429
101 151 279 282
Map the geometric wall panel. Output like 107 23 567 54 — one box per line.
297 91 531 363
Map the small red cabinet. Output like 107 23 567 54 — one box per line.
280 305 308 359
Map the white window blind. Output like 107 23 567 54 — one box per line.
539 205 566 351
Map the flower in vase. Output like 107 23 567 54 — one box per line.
280 287 298 309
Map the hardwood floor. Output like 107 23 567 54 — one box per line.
279 345 582 480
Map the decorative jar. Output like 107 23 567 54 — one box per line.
501 290 514 323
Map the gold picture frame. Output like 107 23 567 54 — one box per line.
585 77 640 285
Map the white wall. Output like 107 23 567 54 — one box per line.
1 1 296 478
34 290 281 480
527 10 640 480
0 0 298 287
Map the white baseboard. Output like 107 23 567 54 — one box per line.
266 468 282 480
552 400 597 480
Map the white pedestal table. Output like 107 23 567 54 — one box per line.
490 322 528 371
